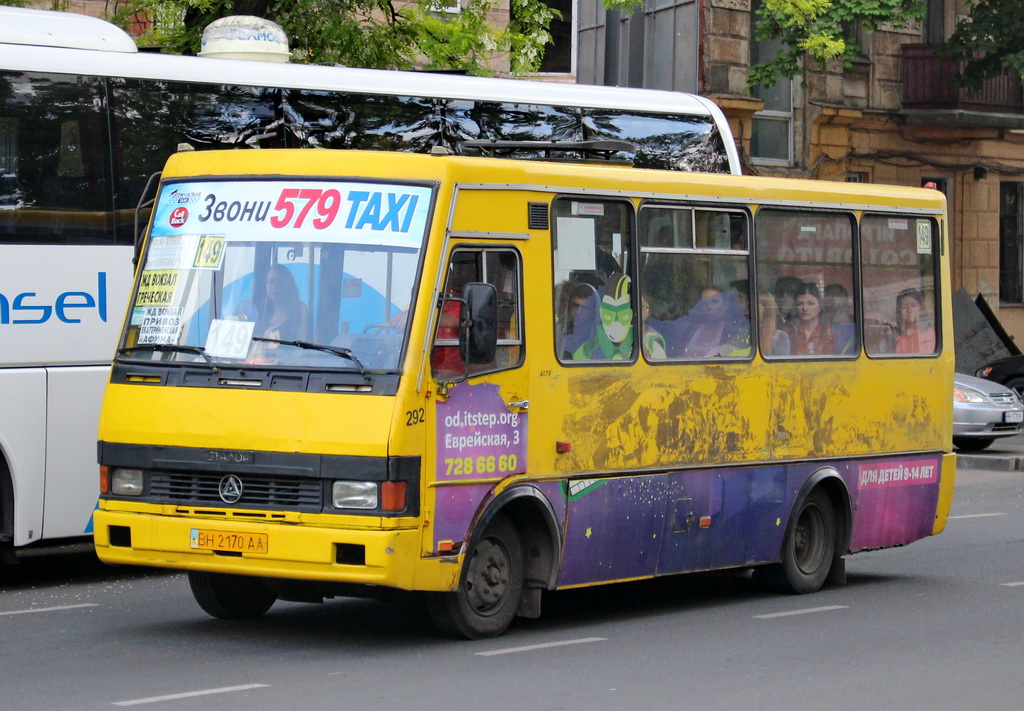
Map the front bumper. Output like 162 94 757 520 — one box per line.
93 507 460 592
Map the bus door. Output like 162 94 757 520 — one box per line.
427 246 528 555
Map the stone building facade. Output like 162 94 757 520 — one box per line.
711 0 1024 347
578 0 1024 349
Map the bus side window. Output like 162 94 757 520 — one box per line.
754 209 858 358
552 198 635 363
862 214 939 357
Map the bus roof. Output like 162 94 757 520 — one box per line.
159 148 948 214
0 7 725 117
0 6 138 53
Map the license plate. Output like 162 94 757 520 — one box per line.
190 528 268 554
1004 411 1024 424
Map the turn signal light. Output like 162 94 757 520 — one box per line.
99 465 109 494
381 481 407 512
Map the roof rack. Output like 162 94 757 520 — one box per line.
459 139 637 164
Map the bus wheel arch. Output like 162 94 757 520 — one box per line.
0 450 14 547
427 485 560 639
758 468 850 594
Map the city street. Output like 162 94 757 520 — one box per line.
2 457 1022 711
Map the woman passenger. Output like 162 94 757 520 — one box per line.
784 282 832 356
894 288 936 354
260 264 308 341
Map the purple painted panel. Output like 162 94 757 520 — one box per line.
842 456 941 552
433 483 492 551
554 454 943 589
559 477 667 586
435 382 527 481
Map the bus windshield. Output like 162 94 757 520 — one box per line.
119 178 432 371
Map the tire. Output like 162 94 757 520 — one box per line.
758 488 836 594
426 514 524 639
188 571 277 620
953 437 994 452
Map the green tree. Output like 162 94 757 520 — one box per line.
942 0 1024 90
749 0 1023 92
93 0 557 75
749 0 926 88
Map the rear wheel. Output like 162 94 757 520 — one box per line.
758 488 836 594
188 571 277 620
426 514 523 639
953 437 994 452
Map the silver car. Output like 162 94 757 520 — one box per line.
953 373 1024 451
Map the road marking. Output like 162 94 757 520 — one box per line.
1001 581 1024 587
948 513 1006 519
754 605 848 619
475 637 606 656
0 603 98 616
113 684 269 706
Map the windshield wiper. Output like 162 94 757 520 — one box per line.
117 344 218 372
252 337 371 381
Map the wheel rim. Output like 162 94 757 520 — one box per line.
463 536 511 616
793 503 827 575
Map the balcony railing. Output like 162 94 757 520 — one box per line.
901 44 1023 113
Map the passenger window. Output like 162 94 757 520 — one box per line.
861 214 939 356
431 248 523 380
552 199 636 363
754 209 858 358
638 205 751 360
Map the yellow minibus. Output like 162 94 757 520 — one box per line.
94 147 954 638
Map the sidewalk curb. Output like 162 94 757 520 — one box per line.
957 454 1024 472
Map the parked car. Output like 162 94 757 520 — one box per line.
953 372 1024 451
975 355 1024 397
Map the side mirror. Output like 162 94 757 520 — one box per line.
460 282 498 365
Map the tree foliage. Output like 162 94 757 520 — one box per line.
750 0 1024 92
942 0 1024 90
97 0 558 75
749 0 926 88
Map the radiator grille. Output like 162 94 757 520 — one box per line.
149 472 322 510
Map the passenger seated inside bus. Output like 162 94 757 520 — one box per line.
258 264 309 341
894 288 936 354
555 281 598 358
641 296 667 360
783 282 833 356
773 275 804 327
757 291 791 356
569 272 634 361
650 285 749 358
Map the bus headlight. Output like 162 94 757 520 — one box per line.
110 468 144 496
332 481 378 510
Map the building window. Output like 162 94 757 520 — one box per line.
749 10 793 165
512 0 575 74
1000 182 1024 305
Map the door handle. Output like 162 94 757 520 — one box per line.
506 400 530 410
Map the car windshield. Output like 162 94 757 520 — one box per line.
119 177 432 371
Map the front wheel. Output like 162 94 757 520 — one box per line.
188 571 277 620
757 488 836 594
426 514 524 639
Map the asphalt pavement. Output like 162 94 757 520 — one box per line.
957 432 1024 472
